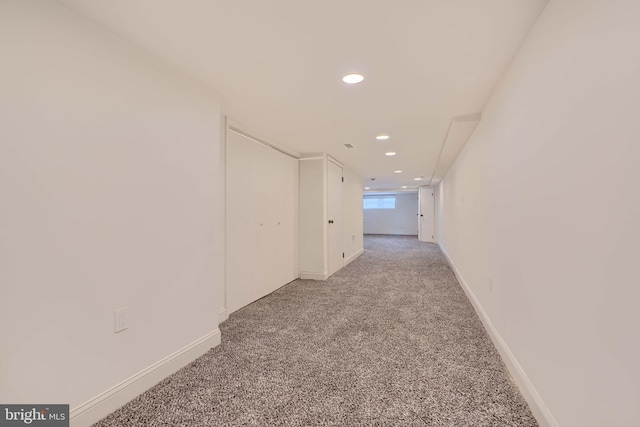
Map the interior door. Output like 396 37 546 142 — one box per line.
418 186 435 243
327 160 343 276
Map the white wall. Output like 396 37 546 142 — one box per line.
364 193 419 235
299 157 326 276
0 0 222 418
437 1 640 426
342 166 364 263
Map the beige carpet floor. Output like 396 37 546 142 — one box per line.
94 235 536 426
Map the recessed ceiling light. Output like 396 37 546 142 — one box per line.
414 177 423 181
385 152 396 156
364 187 370 190
376 134 390 140
394 170 403 174
402 186 408 189
342 73 364 84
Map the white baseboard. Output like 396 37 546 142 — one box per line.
299 271 329 280
345 248 364 266
439 245 558 427
218 307 228 323
300 251 363 280
70 329 221 427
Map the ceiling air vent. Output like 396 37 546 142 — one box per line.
343 143 355 148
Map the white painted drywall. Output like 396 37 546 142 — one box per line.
363 193 419 235
298 157 326 276
433 185 441 243
0 0 222 414
299 155 363 278
342 167 364 263
437 1 640 426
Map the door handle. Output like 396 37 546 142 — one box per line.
328 220 334 224
420 214 424 217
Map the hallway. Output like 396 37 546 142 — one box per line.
95 235 535 426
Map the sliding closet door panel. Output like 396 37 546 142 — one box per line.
226 131 257 314
251 142 281 295
271 151 298 286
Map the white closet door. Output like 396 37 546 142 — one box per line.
226 131 258 314
226 128 299 315
327 160 344 276
273 152 299 286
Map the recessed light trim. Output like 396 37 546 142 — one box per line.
364 187 370 190
394 170 403 174
376 134 390 140
385 152 396 156
342 73 364 84
414 177 423 181
402 186 408 189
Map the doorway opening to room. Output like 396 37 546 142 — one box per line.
362 188 435 242
363 191 418 236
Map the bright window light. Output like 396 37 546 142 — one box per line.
363 196 396 210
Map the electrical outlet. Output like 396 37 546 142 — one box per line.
115 307 129 333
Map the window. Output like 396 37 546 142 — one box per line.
363 196 396 209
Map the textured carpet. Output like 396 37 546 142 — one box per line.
94 235 537 426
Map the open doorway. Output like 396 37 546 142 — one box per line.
363 191 418 236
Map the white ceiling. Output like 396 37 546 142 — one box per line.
57 0 548 190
